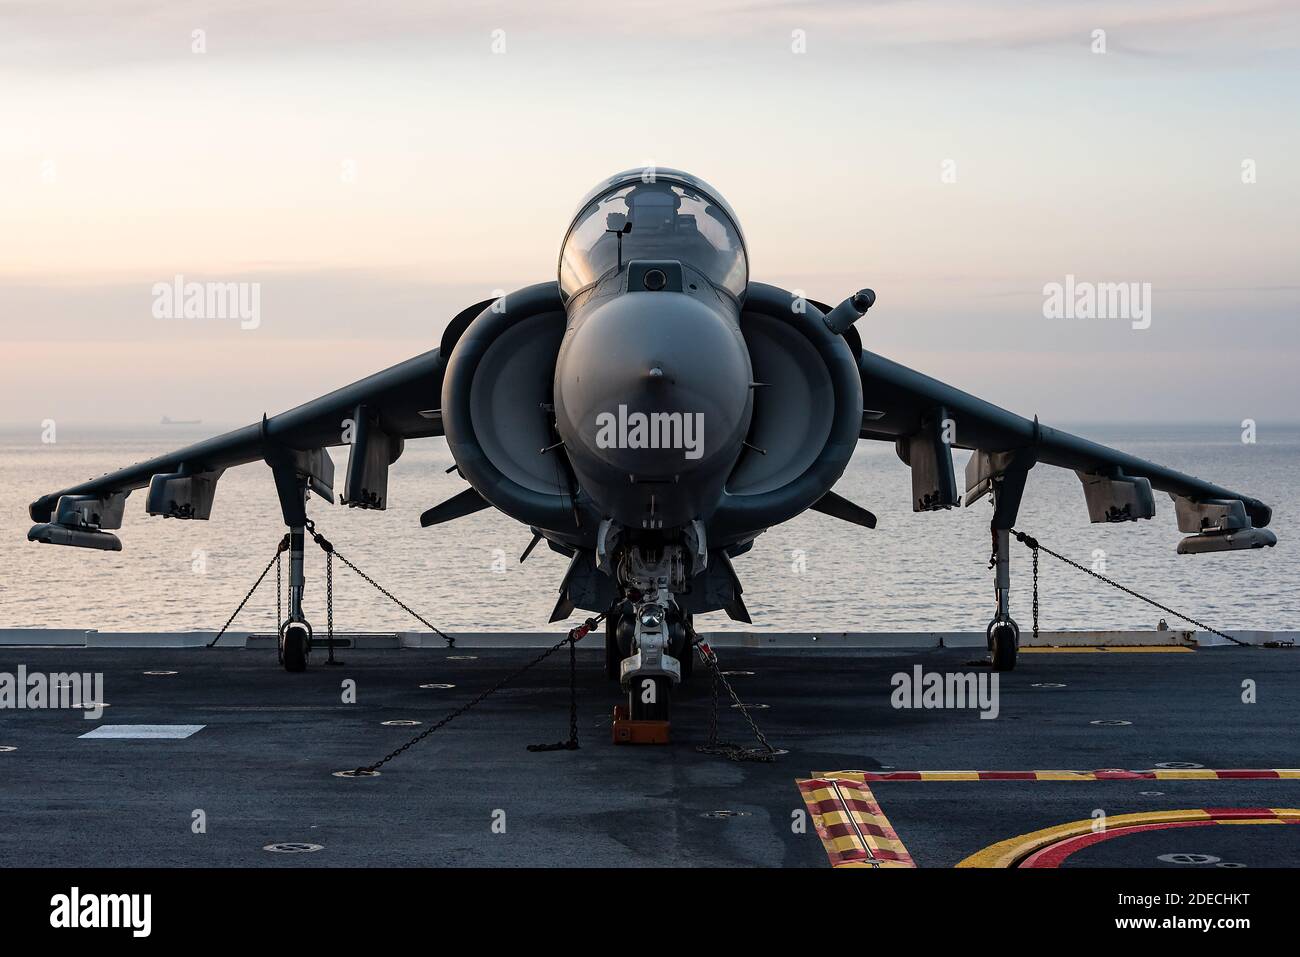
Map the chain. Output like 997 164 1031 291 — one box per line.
305 522 456 648
707 666 719 745
325 549 341 665
207 535 290 648
1031 543 1039 641
356 615 605 773
527 619 587 753
693 637 779 762
276 549 283 636
1011 530 1248 647
569 632 578 744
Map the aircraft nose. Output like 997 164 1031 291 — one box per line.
555 291 753 482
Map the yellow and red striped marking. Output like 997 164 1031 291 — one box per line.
816 768 1300 783
797 778 916 868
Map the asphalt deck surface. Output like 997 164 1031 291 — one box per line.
0 644 1297 868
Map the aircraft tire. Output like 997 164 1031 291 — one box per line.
629 675 671 721
990 619 1019 672
281 622 310 673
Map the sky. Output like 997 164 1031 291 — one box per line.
1 0 1297 427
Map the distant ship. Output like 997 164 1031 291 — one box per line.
160 416 202 426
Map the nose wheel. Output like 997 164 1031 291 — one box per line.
628 675 672 721
605 611 631 680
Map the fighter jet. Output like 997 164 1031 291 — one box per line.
28 168 1276 725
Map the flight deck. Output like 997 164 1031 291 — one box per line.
1 641 1296 868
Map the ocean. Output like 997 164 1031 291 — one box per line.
1 424 1295 635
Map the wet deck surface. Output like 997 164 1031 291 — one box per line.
0 644 1297 867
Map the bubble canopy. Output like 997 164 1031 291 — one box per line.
558 170 747 302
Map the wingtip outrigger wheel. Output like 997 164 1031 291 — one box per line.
987 617 1019 671
279 620 311 672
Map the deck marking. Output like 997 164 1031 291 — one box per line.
79 724 205 739
958 808 1300 868
816 769 1300 782
1020 646 1194 654
796 778 916 868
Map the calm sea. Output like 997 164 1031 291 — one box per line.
1 424 1295 634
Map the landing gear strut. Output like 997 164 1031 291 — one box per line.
278 524 312 672
612 546 691 727
987 505 1022 672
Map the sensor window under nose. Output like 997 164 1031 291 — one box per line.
625 260 683 294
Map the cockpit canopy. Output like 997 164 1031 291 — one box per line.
559 169 747 302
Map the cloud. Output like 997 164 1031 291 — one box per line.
2 0 1296 71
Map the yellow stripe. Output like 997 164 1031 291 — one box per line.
1035 770 1098 781
1019 647 1103 653
815 769 1300 781
957 809 1300 869
1219 819 1290 826
1019 646 1194 654
835 859 915 868
1098 646 1196 653
803 785 840 801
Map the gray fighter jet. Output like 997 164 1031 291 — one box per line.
28 168 1276 724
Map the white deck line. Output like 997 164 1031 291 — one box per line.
0 628 1293 649
79 724 205 739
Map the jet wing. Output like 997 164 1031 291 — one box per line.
854 347 1274 553
26 296 508 551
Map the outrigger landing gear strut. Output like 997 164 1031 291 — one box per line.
987 524 1019 671
279 523 312 672
985 452 1034 672
268 449 319 673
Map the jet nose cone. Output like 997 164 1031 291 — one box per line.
555 292 753 482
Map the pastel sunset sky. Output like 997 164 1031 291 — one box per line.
2 0 1297 426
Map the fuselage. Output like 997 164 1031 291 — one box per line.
554 263 753 534
550 170 754 541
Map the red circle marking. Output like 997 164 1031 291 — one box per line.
1020 812 1296 868
1020 821 1205 868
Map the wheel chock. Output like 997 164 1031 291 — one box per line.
611 705 670 745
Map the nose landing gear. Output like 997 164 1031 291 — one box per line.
609 545 695 737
